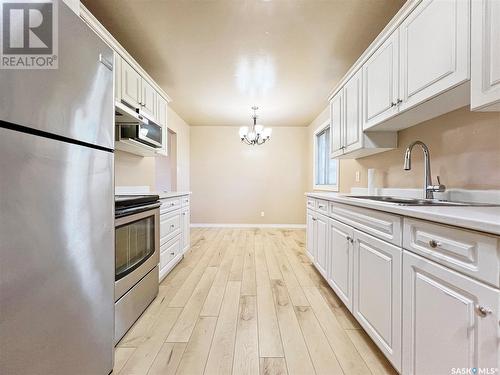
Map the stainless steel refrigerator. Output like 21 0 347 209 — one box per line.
0 2 115 374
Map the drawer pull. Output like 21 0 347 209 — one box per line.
429 240 441 248
170 251 175 255
170 224 175 228
170 202 175 206
476 305 492 318
318 205 325 209
312 218 317 221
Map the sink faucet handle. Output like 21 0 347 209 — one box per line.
433 176 446 192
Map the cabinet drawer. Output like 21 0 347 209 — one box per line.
160 211 181 245
181 195 190 207
329 202 402 246
160 234 181 269
306 197 316 210
316 199 329 215
403 218 500 287
160 197 182 214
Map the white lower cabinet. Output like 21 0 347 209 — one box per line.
306 196 500 375
181 207 190 253
159 194 190 282
314 213 329 278
353 229 402 372
402 251 499 375
306 209 316 261
327 218 354 311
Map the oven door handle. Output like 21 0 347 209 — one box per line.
115 202 161 219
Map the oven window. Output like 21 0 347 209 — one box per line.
115 215 155 281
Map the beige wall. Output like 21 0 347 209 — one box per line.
190 126 308 224
115 107 190 191
307 106 500 193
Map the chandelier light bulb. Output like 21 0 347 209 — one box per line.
263 127 272 139
239 126 249 138
255 124 264 135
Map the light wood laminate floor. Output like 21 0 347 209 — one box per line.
114 228 397 375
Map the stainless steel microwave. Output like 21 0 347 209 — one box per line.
115 101 163 148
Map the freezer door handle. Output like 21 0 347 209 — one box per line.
99 53 113 71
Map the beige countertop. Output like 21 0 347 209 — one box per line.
155 191 191 199
306 192 500 236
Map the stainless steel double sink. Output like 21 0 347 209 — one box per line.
346 195 499 207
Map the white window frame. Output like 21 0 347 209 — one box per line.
313 120 339 192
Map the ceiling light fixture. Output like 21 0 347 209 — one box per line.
239 106 272 146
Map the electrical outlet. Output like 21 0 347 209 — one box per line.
355 171 360 182
261 211 265 217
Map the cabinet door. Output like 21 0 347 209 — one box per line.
327 218 354 311
120 59 142 110
329 90 343 158
140 79 157 120
306 209 315 261
156 95 168 156
353 230 402 372
343 69 363 154
471 0 500 110
156 95 168 127
403 251 499 375
181 208 190 253
314 213 329 278
399 0 470 112
362 30 399 130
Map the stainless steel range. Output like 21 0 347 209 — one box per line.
114 195 160 344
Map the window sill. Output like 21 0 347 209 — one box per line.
313 185 339 192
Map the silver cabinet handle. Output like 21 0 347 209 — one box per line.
318 205 325 209
312 218 317 221
429 240 440 248
391 102 397 107
170 251 175 255
346 236 354 244
182 212 186 216
170 224 175 228
476 305 492 317
396 99 403 104
170 202 175 206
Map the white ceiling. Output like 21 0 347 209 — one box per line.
82 0 404 126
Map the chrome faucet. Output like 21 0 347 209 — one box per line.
404 141 446 199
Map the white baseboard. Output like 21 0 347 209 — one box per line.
190 223 306 229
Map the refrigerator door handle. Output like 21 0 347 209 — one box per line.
99 53 113 71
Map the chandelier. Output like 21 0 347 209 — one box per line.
239 106 272 145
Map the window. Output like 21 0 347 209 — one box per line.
314 122 339 191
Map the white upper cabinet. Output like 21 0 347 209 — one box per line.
332 0 474 134
343 69 363 154
398 0 470 112
156 95 168 156
403 251 499 375
120 59 142 110
471 0 500 111
330 69 397 159
140 79 157 121
329 90 343 158
362 30 400 129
